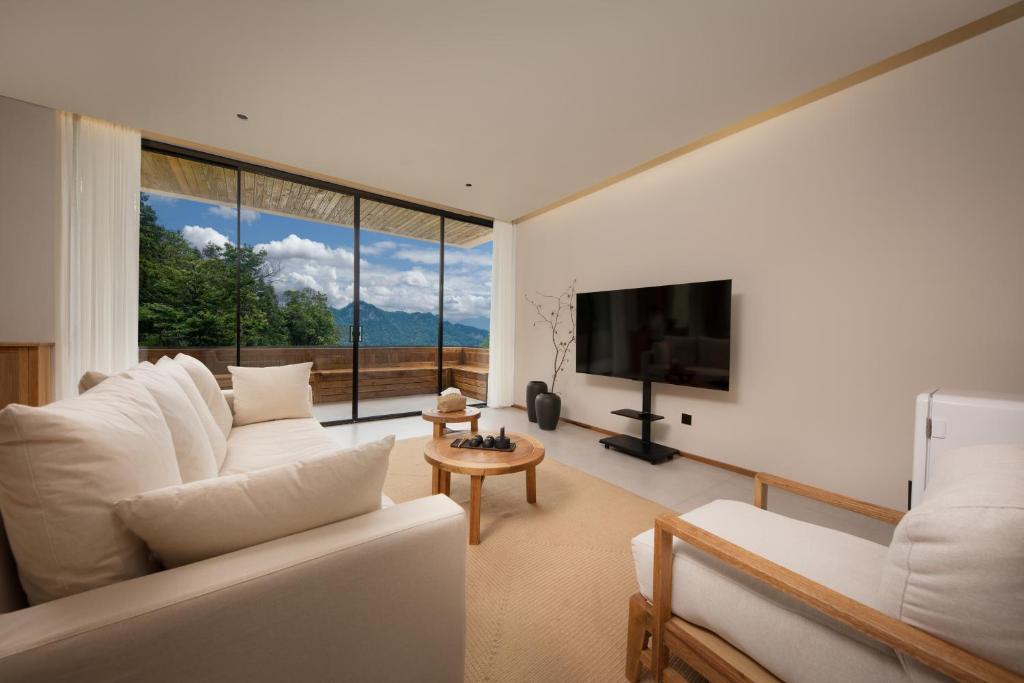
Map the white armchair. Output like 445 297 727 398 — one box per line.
628 444 1024 683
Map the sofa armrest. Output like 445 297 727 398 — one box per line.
753 472 905 525
0 495 466 683
649 513 1019 683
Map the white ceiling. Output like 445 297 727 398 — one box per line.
0 1 1010 221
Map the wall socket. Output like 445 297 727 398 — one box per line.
681 413 692 425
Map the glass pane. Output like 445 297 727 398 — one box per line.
443 220 492 404
358 199 441 417
138 150 238 386
238 170 356 422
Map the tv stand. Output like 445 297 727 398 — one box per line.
600 380 679 464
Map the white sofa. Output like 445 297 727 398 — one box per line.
0 386 467 682
630 443 1024 682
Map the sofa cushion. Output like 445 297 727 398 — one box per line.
220 417 340 475
0 376 182 604
121 364 219 483
632 500 906 683
879 443 1024 678
173 354 233 441
156 357 228 468
114 435 394 567
227 362 314 427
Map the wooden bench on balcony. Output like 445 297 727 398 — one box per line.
150 345 489 404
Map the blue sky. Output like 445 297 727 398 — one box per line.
145 193 492 325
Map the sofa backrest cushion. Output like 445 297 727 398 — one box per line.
227 362 314 427
0 376 182 604
122 365 219 483
174 354 233 441
156 357 228 468
114 435 394 567
879 443 1024 675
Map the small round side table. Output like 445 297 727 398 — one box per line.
420 406 481 439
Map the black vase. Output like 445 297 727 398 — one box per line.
535 392 561 430
525 381 547 423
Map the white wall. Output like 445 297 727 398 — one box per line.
0 95 60 342
514 20 1024 509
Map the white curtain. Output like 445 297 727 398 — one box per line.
56 113 141 399
487 220 516 407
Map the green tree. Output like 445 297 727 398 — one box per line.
283 289 337 346
138 195 337 348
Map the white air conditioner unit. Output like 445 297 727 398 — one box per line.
911 389 1024 507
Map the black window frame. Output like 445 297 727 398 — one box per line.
141 139 493 425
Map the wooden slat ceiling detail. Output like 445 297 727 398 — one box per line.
141 151 491 247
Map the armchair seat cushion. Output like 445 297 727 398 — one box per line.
632 500 907 683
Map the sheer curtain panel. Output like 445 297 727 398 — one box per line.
487 221 516 407
56 113 141 399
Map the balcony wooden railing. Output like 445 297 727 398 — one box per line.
138 346 488 401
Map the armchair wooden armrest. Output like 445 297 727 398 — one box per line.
753 472 905 525
649 513 1022 683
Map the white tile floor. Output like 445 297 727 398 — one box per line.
325 406 896 546
311 393 441 422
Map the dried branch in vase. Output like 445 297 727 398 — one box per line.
525 279 577 393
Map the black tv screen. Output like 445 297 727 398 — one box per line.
575 279 732 390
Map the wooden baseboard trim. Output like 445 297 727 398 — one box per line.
510 404 756 478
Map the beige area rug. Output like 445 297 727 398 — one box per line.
385 436 702 683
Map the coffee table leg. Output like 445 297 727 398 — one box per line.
470 416 479 433
433 422 444 439
431 466 440 495
441 470 451 495
469 475 484 545
526 466 537 504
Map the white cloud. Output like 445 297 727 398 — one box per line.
360 240 398 255
251 233 491 320
254 234 355 268
392 246 491 268
208 205 260 224
181 225 231 251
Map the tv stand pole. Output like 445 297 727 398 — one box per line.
600 380 680 465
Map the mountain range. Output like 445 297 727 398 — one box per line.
331 303 488 347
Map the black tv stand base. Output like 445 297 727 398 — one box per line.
600 434 679 465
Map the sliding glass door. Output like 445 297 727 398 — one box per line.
138 149 238 385
140 140 493 425
355 199 441 418
237 169 356 422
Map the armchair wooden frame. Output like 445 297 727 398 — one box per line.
626 473 1024 683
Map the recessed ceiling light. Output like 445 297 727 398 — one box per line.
465 183 473 187
236 113 249 120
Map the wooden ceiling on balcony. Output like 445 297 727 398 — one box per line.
141 151 491 247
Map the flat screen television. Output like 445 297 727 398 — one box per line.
575 279 732 391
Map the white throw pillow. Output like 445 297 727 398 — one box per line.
0 376 182 604
879 443 1024 677
174 353 233 440
228 362 314 426
122 364 219 482
114 435 394 567
156 356 228 469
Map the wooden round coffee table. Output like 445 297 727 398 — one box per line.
421 406 481 439
424 431 545 545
